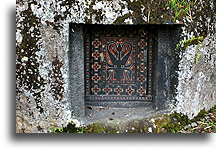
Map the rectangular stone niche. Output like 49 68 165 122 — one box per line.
69 24 181 120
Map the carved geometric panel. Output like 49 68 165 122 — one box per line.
85 26 153 101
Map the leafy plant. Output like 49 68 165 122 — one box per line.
194 43 202 63
176 36 204 63
51 128 57 133
176 36 204 50
167 0 191 21
50 123 86 133
163 112 191 133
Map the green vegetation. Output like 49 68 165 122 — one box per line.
180 107 216 133
166 0 191 21
85 123 106 133
113 0 194 24
50 123 86 133
85 122 118 133
176 36 204 63
50 106 215 133
151 112 193 133
176 36 204 50
194 43 202 63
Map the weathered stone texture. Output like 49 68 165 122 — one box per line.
69 24 85 118
154 26 181 111
175 35 215 118
16 1 72 133
16 0 215 132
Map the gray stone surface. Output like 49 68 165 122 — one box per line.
154 25 181 111
16 0 215 132
85 107 155 123
175 34 215 118
86 101 154 108
69 24 85 118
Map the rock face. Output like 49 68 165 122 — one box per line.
175 35 215 118
16 0 215 133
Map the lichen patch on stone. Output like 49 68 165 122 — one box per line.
16 0 215 133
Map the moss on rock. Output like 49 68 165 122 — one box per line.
52 106 216 133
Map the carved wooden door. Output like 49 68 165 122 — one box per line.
85 25 153 101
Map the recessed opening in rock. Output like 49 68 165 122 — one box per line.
69 24 181 121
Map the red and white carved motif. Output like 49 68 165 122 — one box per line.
92 50 100 60
92 85 100 94
138 51 145 61
126 86 134 95
92 39 101 48
137 87 146 96
103 86 112 94
138 39 147 49
92 73 100 83
92 62 101 71
138 75 146 84
114 86 123 95
138 63 146 72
